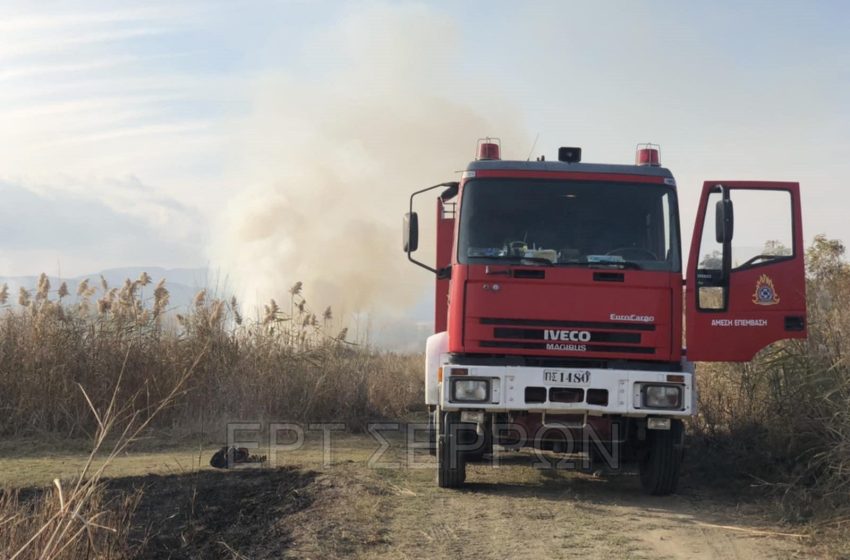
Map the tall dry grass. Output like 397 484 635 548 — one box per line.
0 276 421 558
1 485 141 560
0 274 423 438
1 345 200 559
692 235 850 526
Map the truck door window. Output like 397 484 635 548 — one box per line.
730 190 793 269
696 191 725 310
696 188 794 310
661 191 673 263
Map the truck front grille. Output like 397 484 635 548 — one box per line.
480 340 655 354
523 387 610 406
480 317 655 331
477 317 656 356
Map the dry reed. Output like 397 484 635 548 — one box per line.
692 235 850 530
1 347 202 559
0 278 422 438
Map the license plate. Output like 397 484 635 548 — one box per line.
544 369 591 385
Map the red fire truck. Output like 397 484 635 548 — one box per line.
403 140 806 494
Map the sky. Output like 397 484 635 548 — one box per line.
0 0 848 314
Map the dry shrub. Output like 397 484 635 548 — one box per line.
692 235 850 525
0 277 423 437
0 485 141 560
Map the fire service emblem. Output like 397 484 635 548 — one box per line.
752 274 780 306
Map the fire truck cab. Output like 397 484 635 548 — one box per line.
403 140 806 494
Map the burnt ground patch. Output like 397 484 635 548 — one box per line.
105 467 317 559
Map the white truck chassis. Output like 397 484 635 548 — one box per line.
426 332 694 495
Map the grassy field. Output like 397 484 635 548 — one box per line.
0 432 824 559
0 431 385 489
0 438 210 489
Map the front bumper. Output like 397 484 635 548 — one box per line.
439 364 694 417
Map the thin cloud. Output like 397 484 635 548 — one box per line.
0 54 184 82
0 6 187 32
0 27 173 61
50 121 213 145
0 93 190 119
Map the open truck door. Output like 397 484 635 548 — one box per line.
686 181 806 361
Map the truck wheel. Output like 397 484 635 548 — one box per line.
639 419 683 496
437 411 466 488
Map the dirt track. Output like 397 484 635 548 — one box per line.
90 433 814 559
283 456 806 559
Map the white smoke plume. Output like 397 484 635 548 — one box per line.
213 4 527 318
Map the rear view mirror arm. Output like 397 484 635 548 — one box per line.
407 182 459 276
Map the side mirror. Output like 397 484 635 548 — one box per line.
403 212 419 253
715 199 734 244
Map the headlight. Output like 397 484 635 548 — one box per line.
642 385 682 409
451 378 490 402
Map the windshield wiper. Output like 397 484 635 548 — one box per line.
468 255 554 266
558 260 643 270
468 256 644 269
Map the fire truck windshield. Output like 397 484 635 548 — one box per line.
457 179 681 272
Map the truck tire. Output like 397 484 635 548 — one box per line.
639 419 683 496
437 410 466 488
